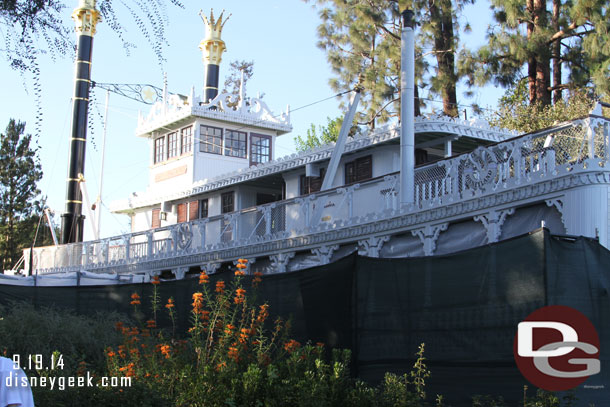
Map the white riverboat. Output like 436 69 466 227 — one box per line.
4 9 610 286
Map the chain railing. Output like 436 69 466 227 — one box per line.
24 117 610 274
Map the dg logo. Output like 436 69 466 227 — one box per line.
513 305 600 391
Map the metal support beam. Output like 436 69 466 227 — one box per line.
321 89 361 191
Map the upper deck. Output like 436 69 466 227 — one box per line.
20 114 610 282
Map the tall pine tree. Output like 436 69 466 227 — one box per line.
460 0 610 106
305 0 471 125
0 119 43 270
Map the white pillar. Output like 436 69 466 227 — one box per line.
445 140 452 158
400 10 415 206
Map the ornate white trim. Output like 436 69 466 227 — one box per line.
411 223 449 256
545 198 566 230
172 267 188 280
270 252 295 273
201 263 220 274
312 245 340 265
358 235 390 257
473 208 515 243
136 89 292 137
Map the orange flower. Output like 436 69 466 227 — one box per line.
257 304 269 324
253 271 263 286
235 270 245 276
234 288 246 304
106 349 116 358
192 292 204 311
115 322 124 331
237 258 248 264
130 292 141 306
129 348 140 356
284 339 301 353
160 344 171 359
239 328 250 344
118 345 126 359
200 310 210 322
228 345 239 362
224 323 235 335
316 342 325 348
236 263 247 269
216 361 227 371
151 275 160 285
141 329 150 338
146 319 156 328
119 362 136 377
165 298 175 310
199 271 209 285
215 280 225 293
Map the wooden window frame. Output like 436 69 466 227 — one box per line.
167 131 179 159
151 208 161 228
225 130 247 158
345 155 372 185
200 125 223 155
153 136 165 164
250 133 272 166
299 168 326 195
181 126 192 155
221 191 235 214
188 200 199 221
199 198 209 218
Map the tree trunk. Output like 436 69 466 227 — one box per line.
429 0 458 117
531 0 551 105
552 0 562 104
415 84 421 117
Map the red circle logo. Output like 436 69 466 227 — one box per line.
513 305 600 391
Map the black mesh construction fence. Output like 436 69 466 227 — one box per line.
1 229 608 405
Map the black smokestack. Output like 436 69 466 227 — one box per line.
61 1 100 244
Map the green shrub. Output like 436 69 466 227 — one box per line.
0 302 124 374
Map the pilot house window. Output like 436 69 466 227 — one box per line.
181 126 192 154
225 130 247 158
200 125 223 155
167 131 179 159
154 137 165 164
250 134 271 166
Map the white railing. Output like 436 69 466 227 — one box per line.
24 117 610 274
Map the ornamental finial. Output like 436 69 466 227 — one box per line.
72 0 100 37
199 9 231 65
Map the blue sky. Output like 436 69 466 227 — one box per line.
0 0 503 241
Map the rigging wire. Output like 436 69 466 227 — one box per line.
27 99 72 253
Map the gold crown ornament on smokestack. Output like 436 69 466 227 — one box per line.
199 9 231 102
72 0 101 37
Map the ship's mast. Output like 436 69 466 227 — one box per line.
199 9 230 103
60 0 100 244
